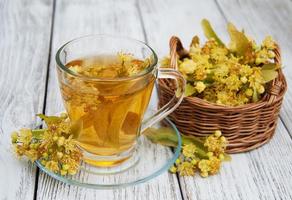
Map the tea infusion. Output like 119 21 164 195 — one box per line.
59 53 155 166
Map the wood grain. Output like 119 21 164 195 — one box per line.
137 0 229 58
0 0 53 199
2 0 292 199
139 0 292 199
36 0 182 199
216 0 292 138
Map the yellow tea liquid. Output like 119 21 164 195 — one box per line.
59 54 155 166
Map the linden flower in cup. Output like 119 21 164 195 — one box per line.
11 35 186 175
55 35 185 171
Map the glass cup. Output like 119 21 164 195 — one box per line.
56 35 185 171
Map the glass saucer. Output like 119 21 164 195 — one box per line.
35 117 181 189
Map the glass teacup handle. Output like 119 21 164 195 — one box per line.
141 68 186 132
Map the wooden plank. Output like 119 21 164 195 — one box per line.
36 0 182 199
0 0 53 199
215 0 292 136
139 0 292 199
214 2 292 198
137 0 229 58
179 121 292 200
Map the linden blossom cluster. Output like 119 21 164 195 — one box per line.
11 113 82 176
69 52 150 78
169 130 228 177
161 19 279 106
144 127 230 178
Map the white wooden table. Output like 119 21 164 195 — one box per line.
1 0 292 199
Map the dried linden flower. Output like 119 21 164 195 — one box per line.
198 159 211 174
164 19 279 106
67 52 150 79
179 59 197 74
195 81 206 93
167 130 230 178
169 166 177 173
182 144 197 159
177 162 196 176
160 57 171 68
11 113 82 176
262 36 276 50
208 156 221 175
204 133 227 156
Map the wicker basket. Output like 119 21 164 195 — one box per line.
158 36 287 153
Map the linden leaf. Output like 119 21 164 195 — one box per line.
262 63 277 70
31 129 45 140
37 114 62 124
262 71 278 83
184 83 196 97
144 127 214 161
144 127 178 147
70 119 83 139
201 19 225 46
203 72 215 84
92 107 109 142
261 63 278 83
144 127 206 149
182 134 205 149
227 23 253 61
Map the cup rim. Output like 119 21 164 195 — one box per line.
55 34 158 82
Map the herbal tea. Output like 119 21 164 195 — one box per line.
58 53 155 166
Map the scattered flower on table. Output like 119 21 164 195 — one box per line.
144 128 231 178
11 113 82 176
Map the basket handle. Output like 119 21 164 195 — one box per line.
266 44 285 104
169 36 189 70
274 44 282 67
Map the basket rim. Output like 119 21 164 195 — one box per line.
161 35 288 111
159 79 286 112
